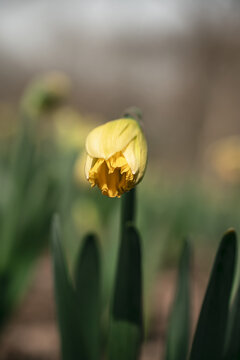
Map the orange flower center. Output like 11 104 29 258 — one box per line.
88 152 135 197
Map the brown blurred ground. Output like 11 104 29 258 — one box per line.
0 255 59 360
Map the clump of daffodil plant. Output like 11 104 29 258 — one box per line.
84 109 147 197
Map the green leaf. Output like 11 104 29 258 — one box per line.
165 240 191 360
109 322 141 360
51 215 83 360
108 224 143 360
74 233 101 360
189 229 237 360
0 272 11 329
224 270 240 359
0 124 36 271
51 216 101 360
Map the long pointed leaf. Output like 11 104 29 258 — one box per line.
224 272 240 359
189 230 236 360
51 215 83 360
109 224 143 360
74 233 101 360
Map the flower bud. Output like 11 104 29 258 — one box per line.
84 118 147 197
21 71 71 117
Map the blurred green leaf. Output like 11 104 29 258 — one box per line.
0 272 11 328
0 124 35 271
165 240 191 360
189 229 236 360
51 215 83 360
109 224 143 360
109 322 141 360
0 119 59 329
224 266 240 360
74 233 101 360
51 215 101 360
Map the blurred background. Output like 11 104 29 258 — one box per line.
1 1 240 359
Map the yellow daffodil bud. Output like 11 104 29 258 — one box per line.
84 118 147 198
21 71 71 117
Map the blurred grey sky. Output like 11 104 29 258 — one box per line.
0 1 236 69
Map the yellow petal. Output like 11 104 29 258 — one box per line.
84 154 94 179
123 131 147 183
86 118 140 159
88 152 136 197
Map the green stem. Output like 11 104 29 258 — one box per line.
121 188 136 230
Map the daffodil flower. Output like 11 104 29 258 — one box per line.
85 118 147 198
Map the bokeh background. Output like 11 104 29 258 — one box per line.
1 1 240 359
